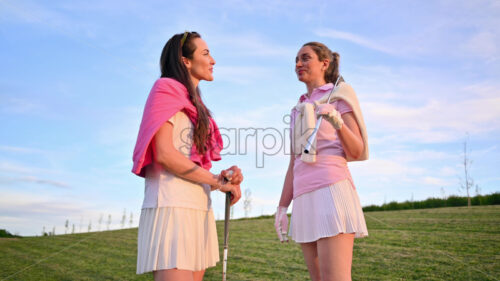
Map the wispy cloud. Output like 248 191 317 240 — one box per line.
0 161 41 174
423 176 454 186
315 29 396 55
364 96 500 143
0 145 46 154
462 31 499 62
0 176 70 188
0 0 97 37
0 97 50 116
0 201 78 217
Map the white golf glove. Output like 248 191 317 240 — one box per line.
316 103 344 130
274 206 289 242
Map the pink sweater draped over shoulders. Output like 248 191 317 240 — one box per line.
132 78 222 177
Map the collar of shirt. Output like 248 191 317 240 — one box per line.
302 83 334 102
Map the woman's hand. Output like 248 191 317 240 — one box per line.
221 165 243 185
316 103 344 130
274 206 289 242
218 182 242 206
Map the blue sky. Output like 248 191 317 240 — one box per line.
1 0 499 236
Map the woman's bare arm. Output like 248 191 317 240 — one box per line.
337 112 364 159
154 121 242 204
278 154 295 207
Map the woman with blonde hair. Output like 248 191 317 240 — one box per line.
275 42 369 281
132 31 243 281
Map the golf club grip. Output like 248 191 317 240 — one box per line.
304 116 323 154
224 192 231 245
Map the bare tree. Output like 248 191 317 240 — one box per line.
460 134 476 208
107 214 112 230
52 226 56 236
243 188 252 217
88 220 92 232
129 212 133 228
121 209 126 229
98 214 103 231
42 226 46 236
65 219 69 234
72 224 75 234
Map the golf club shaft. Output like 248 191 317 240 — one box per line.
222 192 231 281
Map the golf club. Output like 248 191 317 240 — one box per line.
222 170 233 281
303 76 341 154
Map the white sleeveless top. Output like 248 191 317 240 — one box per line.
141 111 212 211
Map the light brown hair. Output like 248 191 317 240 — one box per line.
303 42 340 84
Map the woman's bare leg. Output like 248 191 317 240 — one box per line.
316 233 355 281
193 270 205 281
300 241 321 281
153 269 194 281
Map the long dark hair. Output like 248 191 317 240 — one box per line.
160 31 212 155
303 42 340 84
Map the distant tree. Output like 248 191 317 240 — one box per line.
72 224 75 234
107 214 112 230
1 229 19 238
98 214 103 231
460 134 478 208
129 212 133 228
65 219 69 234
42 226 46 236
52 226 55 236
121 209 126 229
88 220 92 232
243 188 252 217
79 216 83 232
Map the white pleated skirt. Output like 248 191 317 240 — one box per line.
136 207 219 274
290 179 368 243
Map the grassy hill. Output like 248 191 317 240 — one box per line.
1 206 499 280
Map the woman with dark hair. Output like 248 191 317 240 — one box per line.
132 31 243 281
275 42 369 281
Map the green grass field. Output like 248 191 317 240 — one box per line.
1 206 499 280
